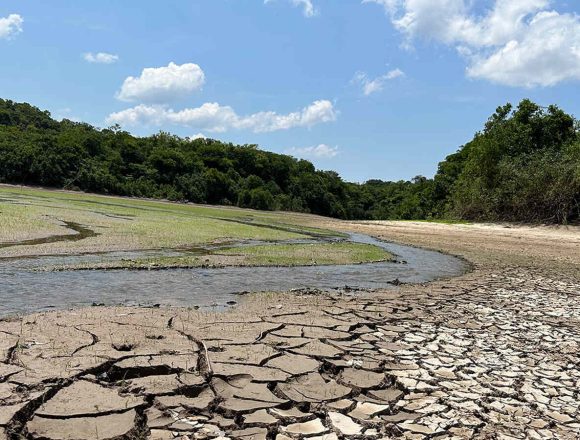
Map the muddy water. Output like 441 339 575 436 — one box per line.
0 233 467 316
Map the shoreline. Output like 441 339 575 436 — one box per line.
1 222 579 439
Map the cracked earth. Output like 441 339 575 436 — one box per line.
1 222 579 440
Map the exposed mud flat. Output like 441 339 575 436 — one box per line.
1 222 579 439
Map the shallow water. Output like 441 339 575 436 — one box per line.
0 233 467 316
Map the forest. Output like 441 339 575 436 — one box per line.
0 98 578 223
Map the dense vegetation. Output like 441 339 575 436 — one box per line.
434 101 580 223
0 98 578 223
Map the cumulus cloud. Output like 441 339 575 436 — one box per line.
364 0 580 87
0 14 23 40
467 12 580 87
116 62 205 103
264 0 318 17
285 144 339 159
189 133 206 140
353 68 405 95
106 99 337 133
83 52 119 64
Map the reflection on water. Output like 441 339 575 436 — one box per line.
0 233 468 316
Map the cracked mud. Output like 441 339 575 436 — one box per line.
1 223 579 440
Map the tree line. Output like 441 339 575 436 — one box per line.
0 98 578 223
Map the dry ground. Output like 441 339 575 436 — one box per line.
1 221 579 440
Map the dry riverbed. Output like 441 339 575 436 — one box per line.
1 221 579 440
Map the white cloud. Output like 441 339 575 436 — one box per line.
285 144 339 159
189 133 206 140
467 11 580 87
292 0 317 17
116 62 205 103
264 0 318 17
106 99 337 133
353 68 405 95
365 0 580 87
385 68 405 79
0 14 23 40
83 52 119 64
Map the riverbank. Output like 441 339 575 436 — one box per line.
1 222 578 439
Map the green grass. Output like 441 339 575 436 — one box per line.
219 242 393 266
0 185 398 268
42 242 393 271
0 185 346 256
0 202 68 241
42 255 218 271
3 185 384 271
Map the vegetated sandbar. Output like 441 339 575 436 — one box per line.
0 185 393 269
42 241 394 271
1 211 578 439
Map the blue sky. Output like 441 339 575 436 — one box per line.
1 0 579 182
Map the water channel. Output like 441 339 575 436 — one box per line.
0 232 468 316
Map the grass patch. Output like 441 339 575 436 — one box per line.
0 185 344 258
219 242 394 266
42 242 393 271
43 255 230 271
